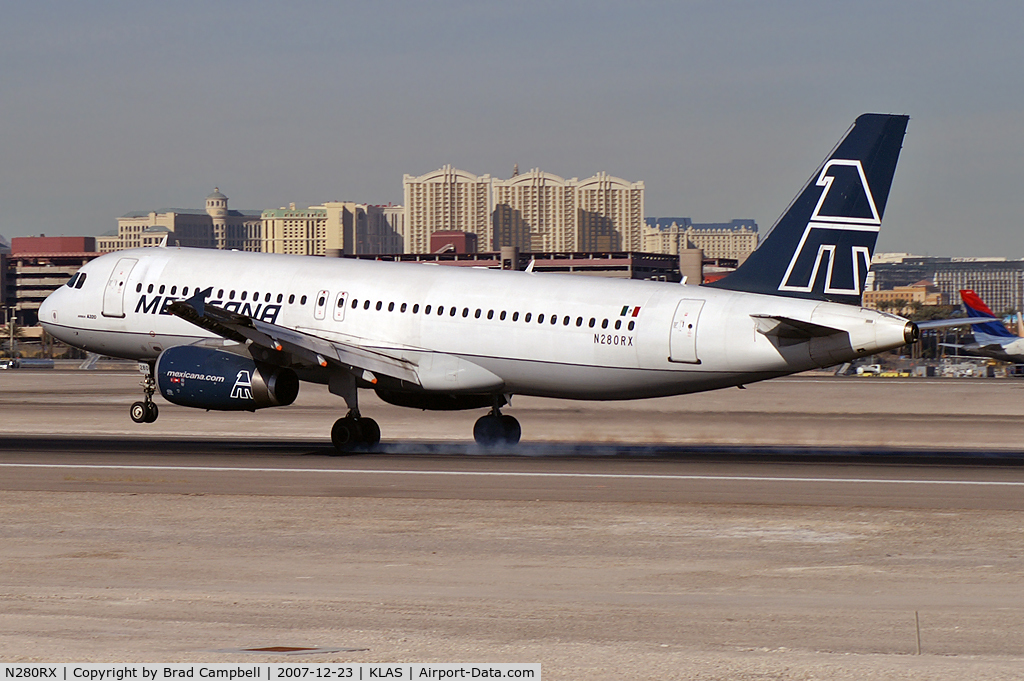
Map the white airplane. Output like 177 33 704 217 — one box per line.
42 113 928 453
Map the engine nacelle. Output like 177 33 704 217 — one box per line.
156 345 299 411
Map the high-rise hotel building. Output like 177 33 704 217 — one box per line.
405 166 644 254
403 165 493 254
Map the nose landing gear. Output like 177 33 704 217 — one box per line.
130 362 159 424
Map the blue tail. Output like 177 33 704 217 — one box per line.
707 114 910 305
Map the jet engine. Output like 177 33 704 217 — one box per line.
155 345 299 411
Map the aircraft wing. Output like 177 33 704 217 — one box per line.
166 289 421 386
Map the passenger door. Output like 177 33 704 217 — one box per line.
669 299 704 363
101 257 138 318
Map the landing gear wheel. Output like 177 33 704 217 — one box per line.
131 362 159 425
359 417 381 448
474 413 520 447
331 417 363 454
130 401 149 424
500 414 521 445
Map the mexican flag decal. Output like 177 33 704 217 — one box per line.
619 305 642 317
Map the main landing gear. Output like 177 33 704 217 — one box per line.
473 405 521 447
130 362 159 424
330 411 381 453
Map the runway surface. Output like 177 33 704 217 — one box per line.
2 435 1024 509
2 371 1024 678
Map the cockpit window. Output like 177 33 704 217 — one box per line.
66 273 80 288
75 273 87 289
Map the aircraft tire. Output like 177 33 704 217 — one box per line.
500 415 521 445
473 414 505 446
359 417 381 448
331 417 363 454
145 403 159 423
130 401 149 424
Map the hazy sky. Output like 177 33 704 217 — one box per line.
2 1 1022 257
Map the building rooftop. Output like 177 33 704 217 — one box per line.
120 209 262 218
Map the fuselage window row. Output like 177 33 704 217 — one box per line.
339 299 636 330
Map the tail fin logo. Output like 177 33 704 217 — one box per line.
779 159 881 297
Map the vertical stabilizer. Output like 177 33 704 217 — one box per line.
960 289 1016 343
707 114 909 305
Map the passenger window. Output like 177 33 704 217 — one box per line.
388 302 395 311
183 287 190 296
413 304 420 313
500 311 507 320
615 319 621 330
170 286 177 295
525 313 532 322
277 294 283 303
628 321 635 331
537 314 544 323
512 312 519 321
218 289 224 298
241 291 248 301
450 307 456 317
148 284 154 293
563 316 570 326
159 285 165 294
601 319 608 329
265 293 271 302
289 294 296 304
487 310 494 320
364 300 370 309
551 315 557 325
474 309 481 319
300 295 307 305
576 317 583 327
376 301 383 311
337 298 345 309
401 303 407 313
253 292 259 300
317 294 326 307
230 290 236 299
589 318 596 328
425 305 432 314
351 298 358 308
135 283 142 293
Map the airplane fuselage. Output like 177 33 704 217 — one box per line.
41 247 912 401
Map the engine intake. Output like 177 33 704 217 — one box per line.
156 345 299 411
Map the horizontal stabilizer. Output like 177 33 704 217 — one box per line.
751 314 844 340
916 318 995 330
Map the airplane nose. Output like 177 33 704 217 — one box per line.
39 289 58 325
